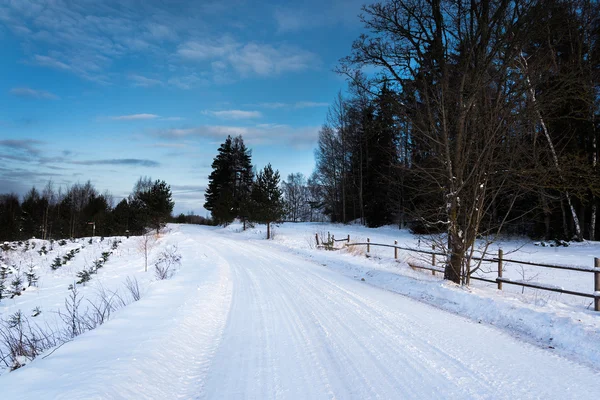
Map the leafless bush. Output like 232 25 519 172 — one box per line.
84 286 127 329
305 234 316 249
59 285 85 339
138 230 157 272
154 245 181 280
0 311 59 371
124 276 142 302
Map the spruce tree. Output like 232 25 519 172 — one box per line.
250 164 285 239
364 83 397 227
231 136 254 229
204 135 253 225
137 180 174 234
205 136 234 224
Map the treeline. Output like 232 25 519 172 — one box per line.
0 178 174 241
204 135 285 238
305 0 599 283
173 213 215 226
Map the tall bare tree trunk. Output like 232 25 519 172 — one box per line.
591 112 597 240
519 52 583 240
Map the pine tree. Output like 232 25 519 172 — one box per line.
250 164 285 239
205 136 234 224
204 135 254 225
231 136 254 229
364 84 397 227
137 180 174 234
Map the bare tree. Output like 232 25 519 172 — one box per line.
137 230 156 272
340 0 537 283
283 173 308 222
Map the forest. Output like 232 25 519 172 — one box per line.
0 178 174 241
279 0 600 283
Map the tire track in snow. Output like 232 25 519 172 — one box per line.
200 233 600 399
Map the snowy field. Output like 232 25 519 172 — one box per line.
0 223 599 398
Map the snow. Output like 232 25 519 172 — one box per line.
0 223 599 398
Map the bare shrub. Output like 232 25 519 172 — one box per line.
124 276 141 302
154 245 181 280
305 234 316 249
84 286 127 330
0 311 59 371
138 230 157 272
59 285 85 339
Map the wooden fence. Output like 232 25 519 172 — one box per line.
321 233 600 312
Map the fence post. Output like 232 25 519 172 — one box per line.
347 234 350 243
328 232 330 244
315 233 319 246
595 257 600 312
497 249 503 290
332 235 335 245
432 244 436 275
367 238 370 253
394 240 398 259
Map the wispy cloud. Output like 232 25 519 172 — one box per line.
274 9 311 33
177 36 237 60
155 123 319 149
157 126 247 139
177 37 320 79
256 102 287 109
129 74 163 87
33 55 71 71
146 142 189 149
255 101 329 109
2 2 321 86
109 114 160 121
274 2 364 33
10 87 59 100
203 110 262 119
167 74 208 90
294 101 329 108
72 159 160 167
0 139 44 156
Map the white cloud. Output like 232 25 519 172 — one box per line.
256 102 287 109
204 110 262 119
10 87 59 100
254 101 329 109
129 74 163 87
274 9 311 33
155 123 319 149
146 23 177 41
177 37 320 79
109 114 160 121
168 74 208 89
274 2 365 33
3 2 321 86
177 37 237 60
33 54 71 71
294 101 329 108
157 126 248 140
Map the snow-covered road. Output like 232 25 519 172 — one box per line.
2 225 599 399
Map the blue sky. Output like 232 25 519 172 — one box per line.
0 0 366 215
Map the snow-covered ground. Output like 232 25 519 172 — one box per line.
0 223 599 398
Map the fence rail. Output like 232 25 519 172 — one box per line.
320 233 600 311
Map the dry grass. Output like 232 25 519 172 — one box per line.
343 236 368 257
345 244 367 257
